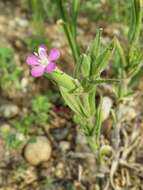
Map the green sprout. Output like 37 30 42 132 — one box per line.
0 47 21 97
31 95 52 125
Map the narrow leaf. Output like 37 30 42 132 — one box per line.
60 87 86 117
87 28 102 60
91 40 115 77
81 54 91 77
88 78 121 84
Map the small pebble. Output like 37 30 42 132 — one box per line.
16 133 25 141
21 77 29 92
50 127 69 141
117 104 136 121
76 133 90 152
15 17 29 27
59 141 70 152
55 162 65 178
0 104 19 118
24 136 52 166
0 123 11 133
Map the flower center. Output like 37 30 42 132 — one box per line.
41 57 49 65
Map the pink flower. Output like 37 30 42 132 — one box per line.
26 45 60 77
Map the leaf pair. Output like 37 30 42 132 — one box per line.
75 29 115 81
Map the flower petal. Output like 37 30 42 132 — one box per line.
49 48 60 61
38 45 48 59
46 62 56 73
31 65 46 77
26 54 40 65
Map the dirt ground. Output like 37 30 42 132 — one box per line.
0 1 143 190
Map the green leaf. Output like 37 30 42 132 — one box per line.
47 69 77 91
87 28 102 60
88 78 121 84
83 90 96 116
32 95 51 113
128 0 143 44
114 38 127 67
81 54 91 77
60 87 86 117
93 98 103 148
80 78 96 93
74 55 83 78
31 0 45 36
91 40 115 77
128 0 137 42
55 0 80 64
72 0 80 18
71 0 80 36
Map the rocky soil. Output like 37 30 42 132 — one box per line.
0 1 143 190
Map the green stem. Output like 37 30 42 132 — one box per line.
72 0 80 37
55 0 80 64
133 0 143 44
128 0 143 45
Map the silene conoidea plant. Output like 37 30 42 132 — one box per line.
26 0 143 152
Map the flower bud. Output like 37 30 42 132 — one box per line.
101 96 113 121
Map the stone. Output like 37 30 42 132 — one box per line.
0 104 19 118
16 133 25 141
59 141 70 152
51 127 69 141
21 77 29 92
15 17 29 28
0 123 11 133
55 162 65 178
24 136 52 166
100 145 112 157
117 103 136 121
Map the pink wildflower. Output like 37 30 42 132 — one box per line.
26 45 60 77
